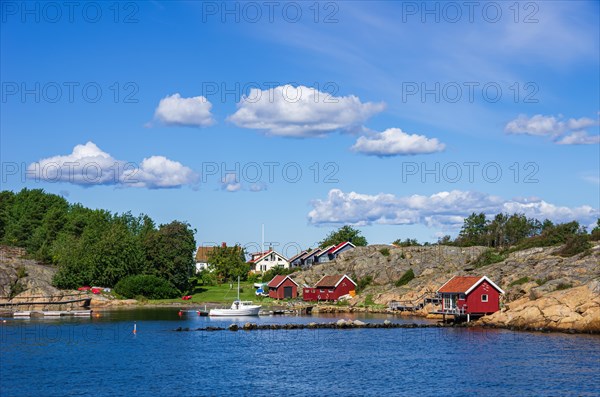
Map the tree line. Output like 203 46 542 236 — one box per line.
0 189 196 295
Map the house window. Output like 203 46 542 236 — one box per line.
459 293 466 300
319 289 324 293
481 294 488 302
328 289 334 293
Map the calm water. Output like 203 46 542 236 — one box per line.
1 308 599 397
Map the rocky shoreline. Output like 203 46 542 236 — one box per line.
2 244 599 334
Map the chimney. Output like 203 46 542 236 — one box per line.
269 245 273 252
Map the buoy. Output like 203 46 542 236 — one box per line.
178 310 183 317
133 322 137 334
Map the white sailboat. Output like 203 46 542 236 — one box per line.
209 277 261 316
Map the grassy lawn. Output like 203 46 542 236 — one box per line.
148 282 267 305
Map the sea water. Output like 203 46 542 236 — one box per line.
1 308 599 396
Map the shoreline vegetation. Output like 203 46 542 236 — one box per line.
1 188 599 335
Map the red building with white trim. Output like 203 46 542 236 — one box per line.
302 274 357 302
437 275 504 315
267 275 298 299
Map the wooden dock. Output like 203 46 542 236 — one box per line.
10 310 93 318
388 292 441 312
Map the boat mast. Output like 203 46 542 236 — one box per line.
237 276 240 301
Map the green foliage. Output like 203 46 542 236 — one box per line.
456 212 488 246
364 294 375 306
379 248 390 256
143 221 196 292
395 268 415 287
555 282 573 291
114 274 179 299
354 275 373 293
319 225 367 248
16 266 28 279
558 234 591 257
535 277 551 286
1 188 196 293
392 238 420 247
437 235 452 245
246 273 261 283
2 189 69 255
206 244 248 282
191 269 218 287
509 277 530 287
471 249 507 268
591 219 600 241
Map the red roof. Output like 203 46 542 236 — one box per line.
330 241 355 255
438 276 504 294
267 275 298 288
314 274 356 288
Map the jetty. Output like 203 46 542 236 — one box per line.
388 292 441 312
10 310 93 317
174 319 459 332
0 294 92 317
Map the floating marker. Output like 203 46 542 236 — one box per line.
133 322 137 334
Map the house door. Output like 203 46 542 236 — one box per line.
444 295 455 311
283 286 293 299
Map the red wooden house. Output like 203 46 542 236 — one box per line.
267 275 298 299
437 275 504 316
303 274 357 302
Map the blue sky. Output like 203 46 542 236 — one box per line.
1 1 599 256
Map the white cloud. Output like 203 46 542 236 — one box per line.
221 173 242 192
308 189 598 229
505 114 599 145
352 128 445 156
28 142 198 189
556 131 600 145
227 85 385 137
154 93 215 127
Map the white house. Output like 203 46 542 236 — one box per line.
195 246 216 272
248 249 289 273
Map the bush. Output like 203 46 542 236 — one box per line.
555 283 573 291
379 248 390 257
114 275 179 299
471 249 507 268
509 277 530 287
558 234 591 257
354 275 373 293
535 277 550 286
16 266 28 279
364 294 375 306
395 268 415 287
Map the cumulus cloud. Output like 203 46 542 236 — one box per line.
352 128 445 156
505 114 599 145
227 85 385 137
221 173 242 192
153 93 215 127
28 142 198 189
308 189 598 229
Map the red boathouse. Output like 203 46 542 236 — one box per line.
267 275 299 299
303 274 357 302
437 275 504 316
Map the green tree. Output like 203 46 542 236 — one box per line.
207 244 248 282
456 212 488 246
319 225 367 248
392 238 421 247
0 191 15 241
144 221 196 292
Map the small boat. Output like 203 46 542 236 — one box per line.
209 277 261 317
